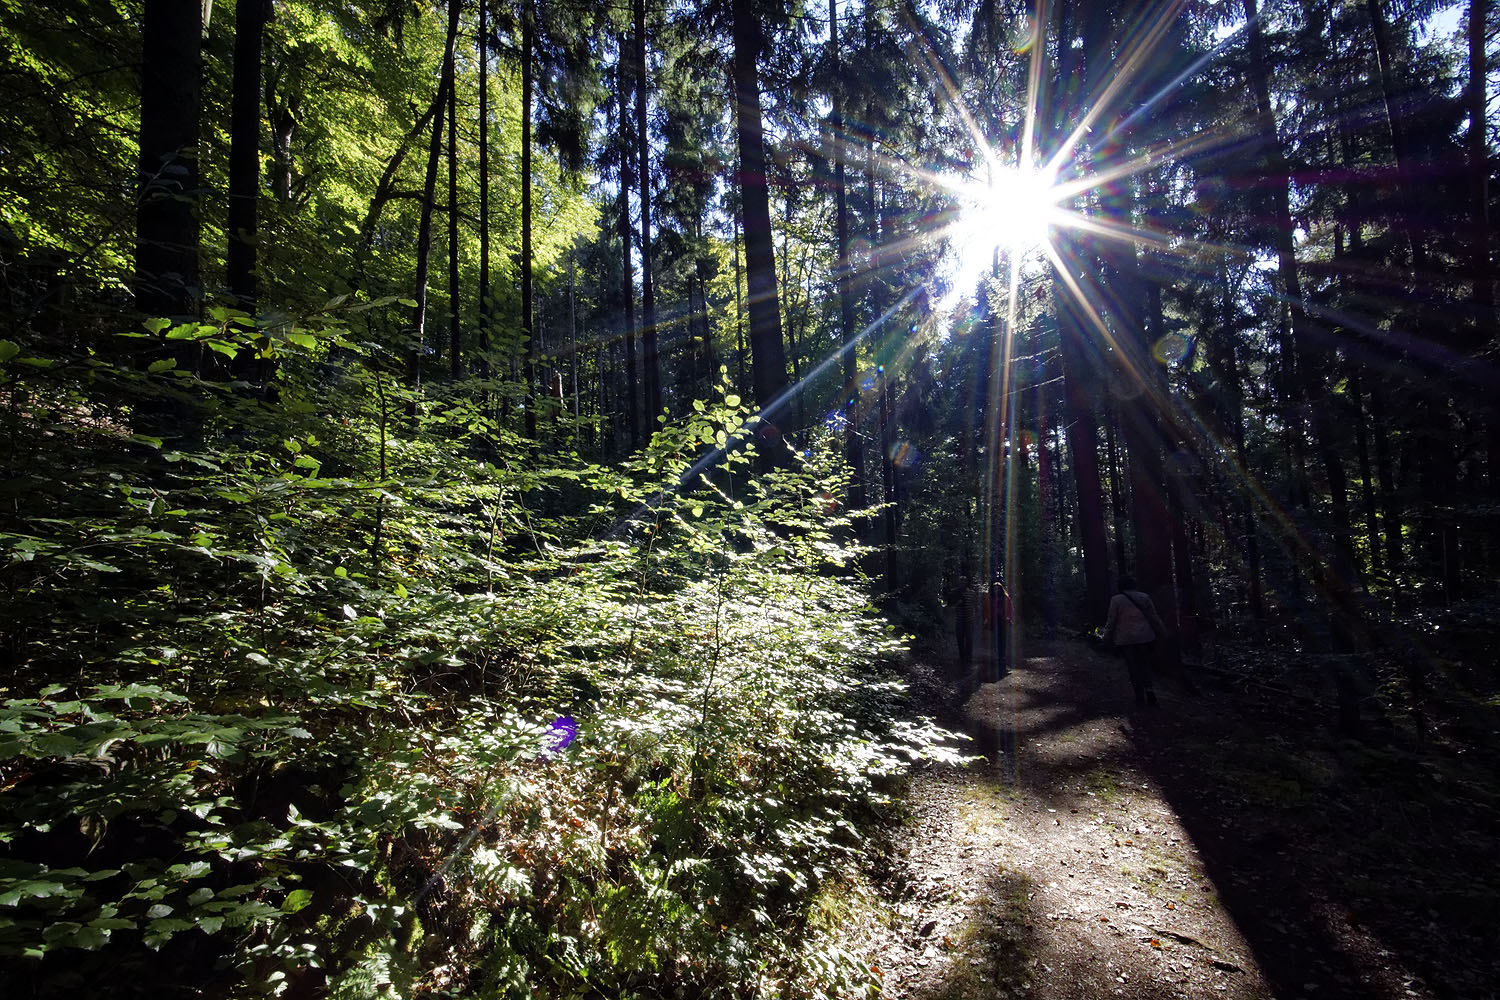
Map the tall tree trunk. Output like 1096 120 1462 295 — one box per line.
881 370 898 590
616 43 638 450
1365 0 1457 598
830 0 863 509
1370 387 1403 567
477 0 491 382
729 0 789 421
136 0 203 319
227 0 266 314
733 212 745 394
447 57 461 381
1244 0 1359 611
1468 0 1492 315
1209 271 1265 623
521 0 536 437
1057 277 1112 620
634 0 661 422
1168 458 1201 661
1351 371 1383 574
409 0 459 410
1105 396 1128 575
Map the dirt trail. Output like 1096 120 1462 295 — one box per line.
854 639 1446 1000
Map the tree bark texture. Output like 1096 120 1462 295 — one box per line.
137 0 203 319
729 0 789 423
227 0 267 313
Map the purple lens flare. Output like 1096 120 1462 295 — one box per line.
544 716 578 755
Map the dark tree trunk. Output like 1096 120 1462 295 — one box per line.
1106 395 1128 575
477 0 491 381
1168 459 1201 661
521 0 536 437
1244 0 1358 609
616 43 638 450
1351 371 1383 574
447 57 461 381
1371 388 1403 567
1468 0 1492 315
634 0 661 422
729 0 789 422
1210 266 1265 623
1057 276 1112 620
882 371 898 591
409 0 460 409
1365 0 1458 598
733 213 746 394
227 0 267 314
137 0 203 319
830 0 863 509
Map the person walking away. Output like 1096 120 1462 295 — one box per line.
981 577 1012 680
945 570 976 674
1100 575 1168 707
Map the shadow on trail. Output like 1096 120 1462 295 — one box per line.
922 638 1497 1000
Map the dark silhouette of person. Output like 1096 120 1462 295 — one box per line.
1100 575 1168 707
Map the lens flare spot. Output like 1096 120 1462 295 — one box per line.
1152 332 1193 365
544 716 578 755
889 441 921 469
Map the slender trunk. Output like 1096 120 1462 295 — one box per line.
570 254 579 426
1351 371 1383 574
1469 0 1492 314
730 0 789 421
227 0 266 313
352 92 442 281
1123 264 1174 617
478 0 491 381
409 0 459 410
1206 262 1267 624
447 59 461 380
1370 388 1402 568
1244 0 1358 604
733 212 745 394
1168 460 1200 660
616 44 638 449
635 0 661 421
1106 399 1128 575
1058 278 1112 620
882 371 898 590
521 0 536 437
136 0 203 319
830 0 863 508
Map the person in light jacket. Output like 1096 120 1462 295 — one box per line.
1100 575 1169 707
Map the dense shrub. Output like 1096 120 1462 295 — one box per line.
0 316 959 998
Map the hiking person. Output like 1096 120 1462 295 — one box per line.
1100 575 1168 707
944 568 976 674
981 577 1012 680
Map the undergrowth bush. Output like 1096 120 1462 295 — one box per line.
0 313 960 998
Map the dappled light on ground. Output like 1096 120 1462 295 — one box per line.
856 641 1474 1000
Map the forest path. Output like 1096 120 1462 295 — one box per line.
854 639 1444 1000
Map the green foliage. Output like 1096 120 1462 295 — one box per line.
0 321 958 997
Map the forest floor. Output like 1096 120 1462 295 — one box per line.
831 636 1499 1000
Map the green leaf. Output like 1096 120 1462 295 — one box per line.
127 434 163 449
147 358 176 374
281 889 314 914
0 340 18 363
285 333 317 350
724 394 741 408
142 318 171 335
